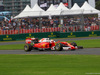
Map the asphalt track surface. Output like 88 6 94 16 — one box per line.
0 36 100 45
0 48 100 55
0 37 100 55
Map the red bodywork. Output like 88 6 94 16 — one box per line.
33 42 55 49
60 42 76 50
25 38 77 50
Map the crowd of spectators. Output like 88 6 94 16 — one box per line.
0 16 99 31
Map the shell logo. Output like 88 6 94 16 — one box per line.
43 44 45 47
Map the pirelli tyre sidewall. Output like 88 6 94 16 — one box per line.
55 43 62 51
24 44 32 52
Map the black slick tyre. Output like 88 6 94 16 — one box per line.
24 44 32 52
55 43 62 51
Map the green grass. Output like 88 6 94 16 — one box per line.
0 44 24 50
68 39 100 48
0 39 100 50
0 55 100 75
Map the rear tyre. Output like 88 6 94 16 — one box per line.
55 43 62 51
24 44 32 52
71 42 77 47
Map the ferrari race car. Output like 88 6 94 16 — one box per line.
24 38 83 52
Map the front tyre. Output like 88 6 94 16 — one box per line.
24 44 32 52
55 43 62 51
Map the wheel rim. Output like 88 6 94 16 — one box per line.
56 44 60 50
24 45 28 50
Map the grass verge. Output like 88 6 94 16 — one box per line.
0 55 100 75
68 39 100 48
0 44 24 50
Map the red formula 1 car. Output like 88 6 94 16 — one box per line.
24 38 83 52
